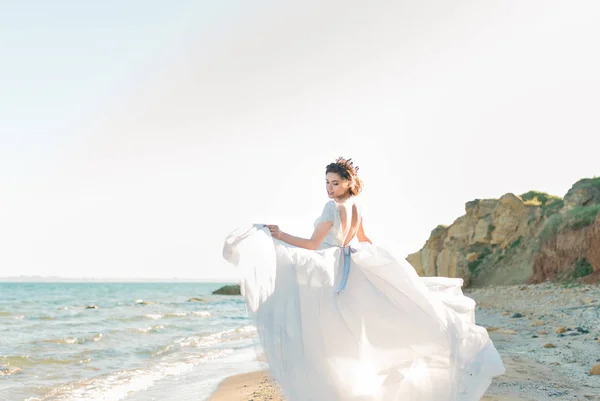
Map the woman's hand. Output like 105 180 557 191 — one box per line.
265 225 284 240
264 222 331 250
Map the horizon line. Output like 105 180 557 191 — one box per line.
0 276 239 283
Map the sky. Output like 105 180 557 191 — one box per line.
1 0 599 280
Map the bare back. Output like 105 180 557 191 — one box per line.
338 202 362 246
313 200 367 248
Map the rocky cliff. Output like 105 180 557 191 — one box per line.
407 177 600 286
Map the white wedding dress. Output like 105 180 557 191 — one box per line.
223 201 505 401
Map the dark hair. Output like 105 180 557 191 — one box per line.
325 157 363 196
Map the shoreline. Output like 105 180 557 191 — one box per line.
209 283 600 401
207 368 527 401
208 370 282 401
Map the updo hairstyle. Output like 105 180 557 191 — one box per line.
325 157 363 196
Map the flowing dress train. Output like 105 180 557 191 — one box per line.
223 201 505 401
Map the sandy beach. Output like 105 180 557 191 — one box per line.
209 282 600 401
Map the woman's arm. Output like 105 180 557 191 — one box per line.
356 218 372 244
266 221 333 250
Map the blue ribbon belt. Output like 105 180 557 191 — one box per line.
336 245 355 294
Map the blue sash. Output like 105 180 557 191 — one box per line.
336 245 355 294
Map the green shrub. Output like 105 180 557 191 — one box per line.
575 177 600 190
542 199 564 217
563 204 600 230
559 258 594 283
572 258 593 278
520 191 560 206
468 246 492 274
508 236 522 250
468 259 483 274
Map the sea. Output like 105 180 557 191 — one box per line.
0 282 262 401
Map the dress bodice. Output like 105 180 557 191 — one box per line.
313 200 359 248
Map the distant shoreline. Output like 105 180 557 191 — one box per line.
0 277 239 283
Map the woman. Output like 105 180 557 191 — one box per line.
223 157 505 401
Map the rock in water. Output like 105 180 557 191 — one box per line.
212 284 241 295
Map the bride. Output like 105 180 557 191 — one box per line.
223 157 505 401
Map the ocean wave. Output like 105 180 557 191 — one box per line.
33 349 234 401
108 309 212 323
197 325 256 344
59 305 100 310
129 325 165 334
43 337 78 345
134 299 156 305
0 355 31 366
40 333 103 345
0 354 92 369
109 315 148 322
163 312 187 318
1 312 59 320
152 344 174 356
152 325 256 357
235 325 256 333
143 311 213 320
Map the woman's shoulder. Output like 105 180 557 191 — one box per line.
322 200 338 214
330 199 362 209
324 199 363 215
323 200 336 208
